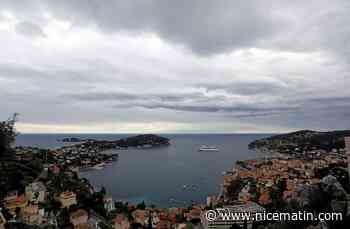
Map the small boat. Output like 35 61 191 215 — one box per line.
198 145 219 152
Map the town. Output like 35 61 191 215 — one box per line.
2 116 350 229
205 134 350 229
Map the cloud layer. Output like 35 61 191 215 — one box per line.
0 0 350 133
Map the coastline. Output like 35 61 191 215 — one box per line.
4 131 350 228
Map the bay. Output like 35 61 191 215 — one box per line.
15 133 270 207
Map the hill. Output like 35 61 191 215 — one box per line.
249 130 350 151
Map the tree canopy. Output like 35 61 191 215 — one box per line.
0 113 18 158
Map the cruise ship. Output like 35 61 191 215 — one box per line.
198 145 219 152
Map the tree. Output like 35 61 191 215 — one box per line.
58 207 71 228
0 113 18 159
136 201 146 210
100 187 106 196
269 178 287 210
226 177 245 201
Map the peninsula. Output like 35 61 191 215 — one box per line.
48 134 170 170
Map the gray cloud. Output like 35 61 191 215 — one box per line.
0 0 350 132
2 0 349 57
2 0 285 55
64 90 299 118
15 21 46 38
64 91 206 103
199 80 289 96
140 104 297 115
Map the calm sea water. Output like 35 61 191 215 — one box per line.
15 134 270 207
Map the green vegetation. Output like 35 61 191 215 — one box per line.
116 134 170 147
268 178 287 210
0 113 17 159
249 130 350 151
226 177 246 201
0 114 43 201
136 201 146 210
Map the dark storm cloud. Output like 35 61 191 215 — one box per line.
50 0 284 55
2 0 284 55
65 90 298 118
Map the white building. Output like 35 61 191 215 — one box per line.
25 182 47 204
104 196 115 213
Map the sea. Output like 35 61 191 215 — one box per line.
15 133 271 208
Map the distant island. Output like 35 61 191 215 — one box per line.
249 130 350 153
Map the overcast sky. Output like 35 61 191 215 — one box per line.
1 0 350 133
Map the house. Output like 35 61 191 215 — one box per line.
0 211 6 229
4 194 28 214
104 196 115 212
238 183 252 203
145 211 160 228
58 192 77 208
114 214 130 229
25 182 47 204
132 209 146 226
258 191 271 205
70 209 90 229
22 204 41 225
15 151 33 161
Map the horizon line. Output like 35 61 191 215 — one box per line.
17 132 280 135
